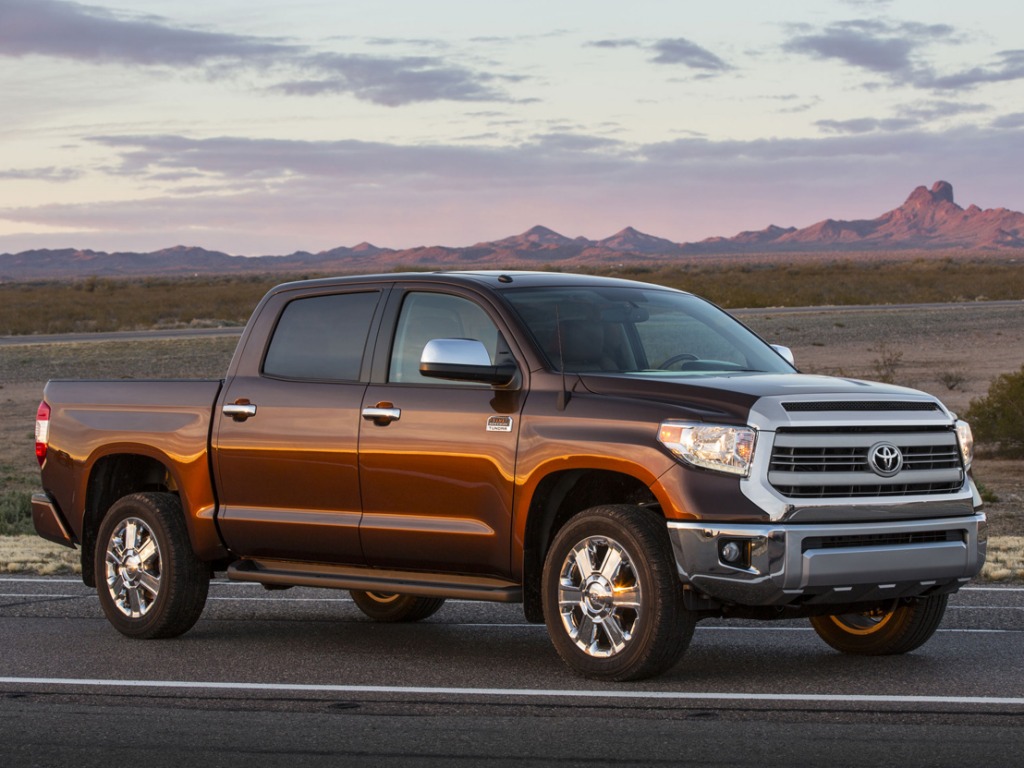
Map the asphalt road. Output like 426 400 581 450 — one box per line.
2 576 1022 766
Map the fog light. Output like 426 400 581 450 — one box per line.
720 541 742 563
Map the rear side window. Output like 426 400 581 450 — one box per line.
263 291 379 381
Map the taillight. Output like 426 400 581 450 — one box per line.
35 400 50 466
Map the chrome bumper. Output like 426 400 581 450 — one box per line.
667 513 986 606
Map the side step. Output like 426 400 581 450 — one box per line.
227 558 523 603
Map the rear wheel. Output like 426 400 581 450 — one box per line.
94 492 210 639
349 591 446 622
542 504 695 681
809 595 948 655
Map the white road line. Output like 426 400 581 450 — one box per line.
1 676 1022 706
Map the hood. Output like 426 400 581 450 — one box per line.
575 372 939 422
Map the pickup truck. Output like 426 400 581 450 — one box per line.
32 271 985 681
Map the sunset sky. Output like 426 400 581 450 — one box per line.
1 0 1022 256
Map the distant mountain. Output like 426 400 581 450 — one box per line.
598 227 682 254
2 181 1021 280
685 181 1024 253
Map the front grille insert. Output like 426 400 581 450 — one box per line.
768 429 964 499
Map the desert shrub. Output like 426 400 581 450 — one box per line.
870 342 904 384
0 490 33 536
965 366 1024 457
938 369 967 391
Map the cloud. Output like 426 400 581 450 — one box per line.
0 0 295 66
815 100 992 134
815 117 917 134
783 19 954 78
650 38 730 70
784 19 1024 93
0 166 80 182
993 112 1024 130
0 0 511 105
273 52 509 105
923 49 1024 90
588 37 731 73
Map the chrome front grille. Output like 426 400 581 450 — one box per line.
768 429 964 499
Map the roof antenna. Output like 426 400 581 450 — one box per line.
555 305 571 411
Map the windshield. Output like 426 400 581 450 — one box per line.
501 285 794 376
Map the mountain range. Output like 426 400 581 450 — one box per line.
2 181 1022 281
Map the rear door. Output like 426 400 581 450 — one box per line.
358 286 525 577
213 286 385 564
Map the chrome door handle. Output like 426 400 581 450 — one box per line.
362 406 401 424
223 403 257 421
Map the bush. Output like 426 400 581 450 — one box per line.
965 365 1024 457
0 490 33 536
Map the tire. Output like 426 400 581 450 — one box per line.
349 591 446 622
809 595 949 655
94 492 210 639
541 504 695 681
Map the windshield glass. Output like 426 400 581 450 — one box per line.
501 285 794 376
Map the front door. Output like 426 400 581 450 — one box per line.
358 289 524 576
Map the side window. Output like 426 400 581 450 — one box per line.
389 292 505 384
263 291 379 381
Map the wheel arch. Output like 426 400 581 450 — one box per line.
520 468 660 623
81 452 226 586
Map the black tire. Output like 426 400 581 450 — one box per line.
541 504 695 681
94 492 210 639
349 591 446 622
809 595 948 655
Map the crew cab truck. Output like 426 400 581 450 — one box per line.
32 271 985 681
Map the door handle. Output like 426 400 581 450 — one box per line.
223 402 257 421
362 405 401 425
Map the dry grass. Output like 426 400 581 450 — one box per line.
0 536 80 575
2 258 1023 337
983 537 1024 582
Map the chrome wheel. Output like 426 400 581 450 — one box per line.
95 493 209 638
104 516 162 618
542 505 695 681
557 535 642 658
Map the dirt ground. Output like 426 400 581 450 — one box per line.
1 302 1022 578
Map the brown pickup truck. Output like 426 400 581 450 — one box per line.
32 271 985 680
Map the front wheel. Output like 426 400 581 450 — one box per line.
542 505 695 681
809 595 948 655
94 492 210 639
349 591 446 622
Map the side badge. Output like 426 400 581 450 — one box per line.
486 415 514 433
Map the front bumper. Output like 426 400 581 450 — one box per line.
667 513 986 606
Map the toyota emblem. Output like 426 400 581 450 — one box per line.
868 442 903 477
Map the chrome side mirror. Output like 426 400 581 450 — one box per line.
420 339 517 385
771 344 795 366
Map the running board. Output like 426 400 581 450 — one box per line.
227 558 523 603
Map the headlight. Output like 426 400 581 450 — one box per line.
955 419 974 470
658 421 757 477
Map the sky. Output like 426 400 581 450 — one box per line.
1 0 1023 256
